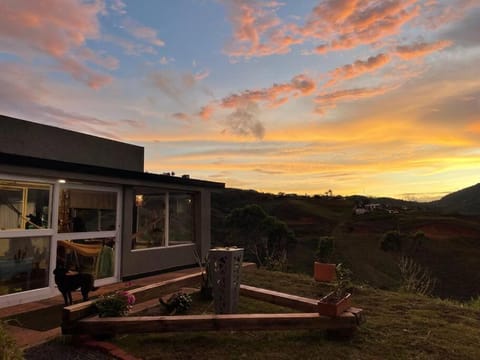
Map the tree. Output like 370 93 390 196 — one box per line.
224 204 295 267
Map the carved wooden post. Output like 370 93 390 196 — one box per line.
209 247 244 314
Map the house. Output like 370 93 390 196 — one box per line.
0 115 224 308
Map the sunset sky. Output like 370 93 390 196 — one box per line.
1 0 479 201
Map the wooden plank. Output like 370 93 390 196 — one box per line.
240 284 319 312
63 272 202 325
69 312 359 335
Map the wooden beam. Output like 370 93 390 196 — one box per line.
240 284 319 312
69 312 359 335
63 272 202 326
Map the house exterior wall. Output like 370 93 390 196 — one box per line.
0 114 144 172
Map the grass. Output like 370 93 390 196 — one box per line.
111 269 480 359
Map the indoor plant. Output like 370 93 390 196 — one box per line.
318 263 352 317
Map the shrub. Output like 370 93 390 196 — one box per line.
398 256 436 296
0 321 23 360
380 230 402 252
160 292 192 315
314 236 335 262
95 291 136 317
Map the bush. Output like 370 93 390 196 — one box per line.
380 230 402 252
0 321 23 360
398 256 436 296
315 236 335 262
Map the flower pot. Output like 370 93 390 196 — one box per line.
318 292 352 317
313 262 337 282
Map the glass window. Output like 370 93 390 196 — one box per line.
132 193 166 249
58 189 117 233
0 236 50 295
0 180 50 230
131 190 195 250
169 193 194 245
56 238 115 280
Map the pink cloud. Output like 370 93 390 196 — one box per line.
198 105 215 121
326 53 391 86
123 18 165 47
224 0 302 58
395 39 453 59
0 0 114 88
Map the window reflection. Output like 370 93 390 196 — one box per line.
0 180 50 230
132 193 166 249
58 189 117 233
0 236 50 295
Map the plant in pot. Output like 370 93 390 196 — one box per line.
318 263 353 317
313 236 336 282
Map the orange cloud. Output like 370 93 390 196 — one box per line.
198 104 214 120
326 53 391 86
395 39 453 59
220 74 316 109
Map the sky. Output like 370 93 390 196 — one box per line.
1 0 479 201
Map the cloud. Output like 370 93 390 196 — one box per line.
223 101 265 139
326 53 391 86
149 70 202 104
395 39 452 59
224 0 302 59
109 0 126 15
315 85 396 114
0 0 113 88
122 18 165 47
172 112 191 121
198 105 215 120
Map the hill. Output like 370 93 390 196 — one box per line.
212 187 480 300
433 183 480 215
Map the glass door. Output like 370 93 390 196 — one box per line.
54 184 122 286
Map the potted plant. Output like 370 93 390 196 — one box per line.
318 263 352 317
313 236 336 282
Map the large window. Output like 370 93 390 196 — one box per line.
0 180 51 230
132 191 195 250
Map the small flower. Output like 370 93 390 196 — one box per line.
95 290 136 317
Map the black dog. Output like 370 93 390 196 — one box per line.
53 268 99 306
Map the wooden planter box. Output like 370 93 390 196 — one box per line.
313 262 336 282
318 292 352 317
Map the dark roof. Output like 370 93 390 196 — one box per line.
0 152 224 189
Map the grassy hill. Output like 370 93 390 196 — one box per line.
212 188 480 301
432 183 480 215
114 269 480 360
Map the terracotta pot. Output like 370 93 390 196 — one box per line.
313 262 336 282
318 292 352 317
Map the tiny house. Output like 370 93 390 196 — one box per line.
0 115 224 308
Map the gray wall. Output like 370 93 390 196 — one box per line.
0 115 144 172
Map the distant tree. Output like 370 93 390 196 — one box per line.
224 204 295 267
380 230 403 252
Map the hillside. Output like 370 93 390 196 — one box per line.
212 188 480 300
114 269 480 360
433 183 480 215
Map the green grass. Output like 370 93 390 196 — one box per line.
112 269 480 360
